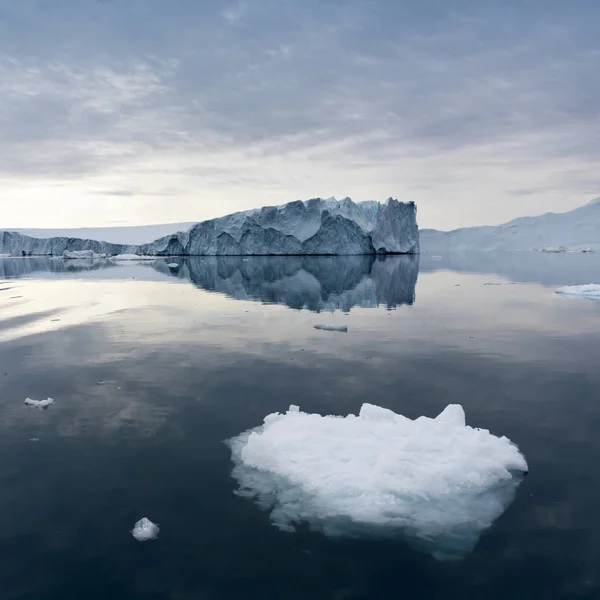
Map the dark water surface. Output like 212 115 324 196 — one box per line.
1 254 600 599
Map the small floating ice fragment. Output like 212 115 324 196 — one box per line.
131 517 159 541
167 262 179 269
555 284 600 299
24 397 55 409
314 324 348 333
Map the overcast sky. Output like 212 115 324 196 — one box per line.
0 0 599 230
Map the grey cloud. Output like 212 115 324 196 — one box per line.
0 0 598 226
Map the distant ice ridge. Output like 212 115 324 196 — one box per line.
131 517 159 541
111 254 156 261
555 284 600 299
421 197 600 252
228 403 527 560
1 197 419 257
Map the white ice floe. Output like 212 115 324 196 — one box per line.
314 324 348 333
131 517 159 541
62 249 106 260
228 403 527 560
24 397 55 408
167 262 179 268
555 284 600 299
111 254 156 261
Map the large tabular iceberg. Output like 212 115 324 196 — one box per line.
228 403 527 560
1 197 419 257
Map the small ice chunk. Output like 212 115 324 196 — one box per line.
167 262 179 269
555 284 600 299
24 397 55 409
314 324 348 333
131 517 159 541
227 403 527 560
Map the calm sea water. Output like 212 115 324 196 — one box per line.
1 253 600 599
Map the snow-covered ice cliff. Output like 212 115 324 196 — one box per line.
1 197 418 257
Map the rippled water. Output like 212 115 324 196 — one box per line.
1 253 600 599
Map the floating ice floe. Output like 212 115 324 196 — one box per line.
227 403 527 561
131 517 159 541
24 397 55 409
62 250 106 260
314 324 348 333
167 262 179 269
111 254 156 261
555 284 600 300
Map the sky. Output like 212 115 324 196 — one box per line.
0 0 599 231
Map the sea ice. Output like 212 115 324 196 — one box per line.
111 254 156 261
24 397 55 409
314 324 348 332
227 403 527 560
62 249 106 260
131 517 159 541
555 284 600 299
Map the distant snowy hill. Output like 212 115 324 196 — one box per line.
8 223 195 245
421 197 600 252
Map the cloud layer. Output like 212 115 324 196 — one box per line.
0 0 599 228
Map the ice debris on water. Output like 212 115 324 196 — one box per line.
555 284 600 299
314 324 348 333
227 403 528 560
24 397 55 409
167 263 179 269
131 517 159 541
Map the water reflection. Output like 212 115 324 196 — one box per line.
0 257 119 279
158 255 419 311
420 251 600 286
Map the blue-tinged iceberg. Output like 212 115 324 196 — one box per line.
140 197 419 256
1 198 418 257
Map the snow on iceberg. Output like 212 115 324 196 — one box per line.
24 397 55 409
555 284 600 299
131 517 159 541
314 324 348 332
62 249 106 260
227 403 527 560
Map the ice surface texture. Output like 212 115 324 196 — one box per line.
556 284 600 299
131 517 159 541
1 197 419 257
228 403 527 560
